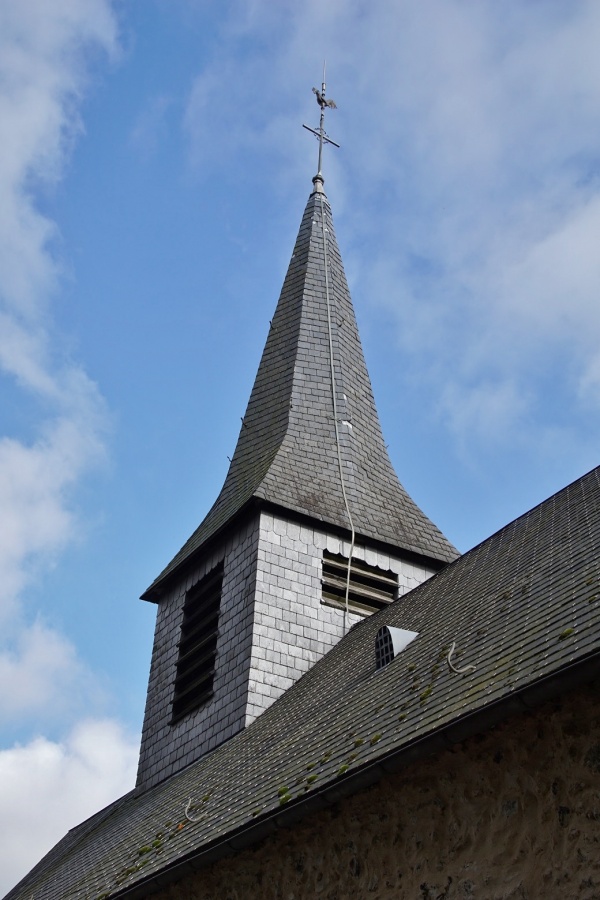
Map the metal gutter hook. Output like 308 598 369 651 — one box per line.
447 641 476 675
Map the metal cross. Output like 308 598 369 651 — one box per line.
303 62 340 179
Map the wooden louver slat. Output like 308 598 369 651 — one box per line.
171 562 223 723
322 551 397 615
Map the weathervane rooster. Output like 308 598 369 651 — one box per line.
312 86 337 109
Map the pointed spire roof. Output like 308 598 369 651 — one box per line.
144 182 456 598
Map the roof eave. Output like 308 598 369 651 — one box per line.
141 497 453 603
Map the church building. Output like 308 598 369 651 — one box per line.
7 85 600 900
135 124 456 793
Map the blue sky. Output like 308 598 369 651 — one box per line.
2 0 600 891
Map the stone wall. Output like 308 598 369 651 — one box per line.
150 683 600 900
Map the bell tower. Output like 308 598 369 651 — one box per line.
136 81 457 791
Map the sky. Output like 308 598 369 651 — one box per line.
2 0 600 892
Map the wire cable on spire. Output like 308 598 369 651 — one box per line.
308 68 355 628
319 192 355 630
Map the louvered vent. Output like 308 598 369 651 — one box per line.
171 562 223 723
322 551 397 616
375 625 419 670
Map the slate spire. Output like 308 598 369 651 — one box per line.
145 182 456 598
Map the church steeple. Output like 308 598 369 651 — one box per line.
144 184 454 600
136 88 456 792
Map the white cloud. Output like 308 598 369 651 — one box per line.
0 719 138 897
0 0 123 843
0 620 98 723
498 194 600 341
182 1 600 456
0 0 118 319
0 9 135 892
0 395 107 620
0 0 116 614
439 379 531 456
